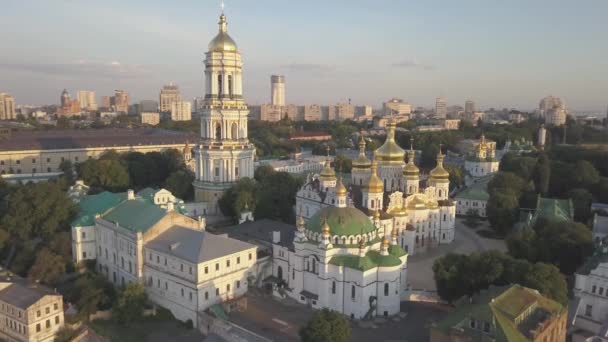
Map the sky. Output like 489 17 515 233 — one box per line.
1 0 607 111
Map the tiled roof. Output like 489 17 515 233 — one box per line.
71 191 126 227
145 226 256 263
103 198 168 233
532 196 574 224
0 282 58 309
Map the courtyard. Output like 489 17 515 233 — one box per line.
229 290 451 342
407 217 506 290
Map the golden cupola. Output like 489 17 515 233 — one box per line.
208 14 238 52
366 159 384 193
375 120 405 164
352 136 372 169
403 141 420 178
319 159 337 182
335 177 347 196
429 149 450 180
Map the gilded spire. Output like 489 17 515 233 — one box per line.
353 135 371 169
336 176 347 197
366 159 384 193
429 144 449 180
321 217 331 236
219 13 227 33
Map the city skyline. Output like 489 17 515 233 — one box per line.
1 0 607 111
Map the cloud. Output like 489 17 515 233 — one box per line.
281 63 336 73
0 60 152 79
391 59 435 70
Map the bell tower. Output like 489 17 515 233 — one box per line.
193 8 256 214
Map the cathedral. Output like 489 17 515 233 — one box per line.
193 11 256 214
295 120 456 256
464 134 499 178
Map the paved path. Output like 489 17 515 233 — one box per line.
407 218 506 290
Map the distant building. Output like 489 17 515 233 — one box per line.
545 107 567 126
57 89 81 117
510 112 525 124
76 90 97 111
70 189 257 327
430 284 567 342
0 128 196 175
384 98 412 116
435 97 447 119
0 93 16 120
539 95 565 119
443 119 460 130
464 111 485 125
289 131 332 141
170 101 192 121
159 83 181 112
592 213 608 244
112 90 129 113
141 112 160 126
139 100 159 113
464 99 475 114
192 97 205 112
257 155 327 174
270 75 285 106
464 135 499 178
101 96 111 110
0 280 65 342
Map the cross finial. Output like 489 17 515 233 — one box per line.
439 143 443 154
221 0 225 13
410 137 414 151
326 145 330 157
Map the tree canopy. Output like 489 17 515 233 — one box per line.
113 283 146 324
299 308 351 342
433 250 567 304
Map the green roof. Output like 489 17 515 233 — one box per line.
103 198 168 233
209 304 228 321
455 183 490 201
532 196 574 224
433 284 565 342
328 249 403 271
137 187 157 202
306 206 376 236
71 191 126 227
388 244 407 257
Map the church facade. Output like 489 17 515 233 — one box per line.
296 120 456 256
193 12 256 214
464 134 499 178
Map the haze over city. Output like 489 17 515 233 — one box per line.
1 0 607 111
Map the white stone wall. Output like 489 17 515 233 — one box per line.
574 263 608 334
71 225 96 264
456 198 487 217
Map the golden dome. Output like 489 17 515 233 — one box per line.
352 136 371 169
375 120 405 164
406 194 428 210
429 150 450 180
374 210 381 220
297 214 305 229
366 160 384 193
381 237 390 249
319 159 337 181
403 150 420 177
321 218 331 235
336 178 347 196
208 14 238 52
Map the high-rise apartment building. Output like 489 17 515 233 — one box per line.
435 97 447 118
112 90 129 113
101 96 111 110
159 83 181 112
76 90 98 111
545 107 567 126
465 99 475 114
170 101 192 121
0 93 16 120
539 95 565 118
57 89 81 117
139 100 158 113
384 98 412 115
270 75 285 106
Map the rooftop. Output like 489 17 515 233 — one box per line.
71 191 126 227
222 219 296 251
0 128 197 151
0 281 59 309
145 226 256 263
455 177 491 201
103 197 168 233
532 196 574 224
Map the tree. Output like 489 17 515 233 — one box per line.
59 160 75 185
445 165 464 191
113 283 146 324
507 219 593 274
165 170 194 200
71 273 116 319
254 165 276 182
334 154 352 174
255 172 303 223
1 182 76 241
78 159 130 192
433 251 567 304
534 153 551 195
463 209 480 228
572 160 600 189
299 308 351 342
54 327 78 342
486 191 520 235
218 178 256 221
568 188 593 223
28 248 66 285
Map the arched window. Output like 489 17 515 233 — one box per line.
277 266 283 280
351 285 356 299
371 200 375 209
332 281 336 294
215 122 222 140
384 283 389 296
218 74 223 96
228 75 233 97
231 122 238 140
312 259 316 273
438 189 443 197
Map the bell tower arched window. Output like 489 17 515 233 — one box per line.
231 123 238 140
228 75 233 97
217 74 223 96
215 123 222 140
